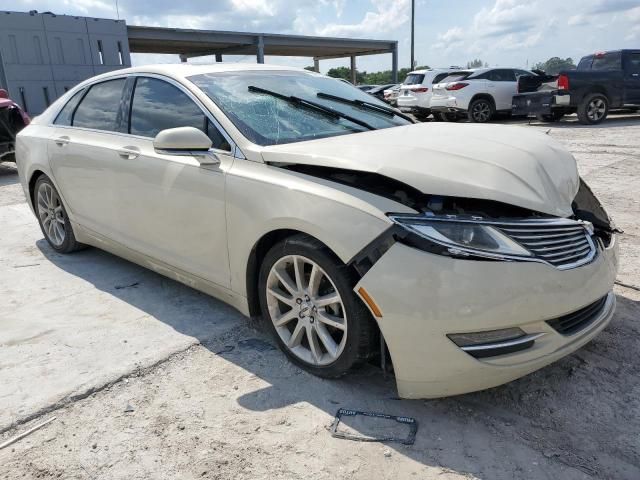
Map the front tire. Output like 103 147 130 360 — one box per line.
468 98 494 123
34 175 84 253
577 93 608 125
258 234 375 378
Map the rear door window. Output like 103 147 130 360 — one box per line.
72 79 126 131
628 53 640 74
129 76 230 151
591 52 622 71
54 89 85 126
487 69 516 82
577 56 593 70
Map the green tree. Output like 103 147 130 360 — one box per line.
304 65 316 72
326 65 430 85
466 59 484 69
532 57 576 75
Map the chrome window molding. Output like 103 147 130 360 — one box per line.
48 72 246 160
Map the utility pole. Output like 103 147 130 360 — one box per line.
410 0 415 71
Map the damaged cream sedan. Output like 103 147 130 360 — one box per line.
16 64 619 398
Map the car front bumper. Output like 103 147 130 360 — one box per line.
355 236 619 399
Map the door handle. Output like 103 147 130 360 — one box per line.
116 146 140 160
54 136 70 146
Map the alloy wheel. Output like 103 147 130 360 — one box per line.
587 98 606 122
471 101 491 122
37 182 66 246
265 255 347 366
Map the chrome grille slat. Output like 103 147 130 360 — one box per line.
497 221 596 269
507 231 586 240
529 240 589 253
539 245 591 259
521 234 588 247
500 227 585 234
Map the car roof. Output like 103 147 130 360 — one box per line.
407 67 459 75
81 63 312 85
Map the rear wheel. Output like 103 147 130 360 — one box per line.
34 175 84 253
258 234 375 378
468 98 494 123
577 94 608 125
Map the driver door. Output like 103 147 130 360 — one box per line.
111 75 235 288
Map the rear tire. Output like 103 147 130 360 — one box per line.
34 175 85 253
468 98 495 123
258 234 375 378
577 93 608 125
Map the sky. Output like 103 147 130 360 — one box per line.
3 0 640 73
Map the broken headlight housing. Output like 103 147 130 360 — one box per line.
389 215 532 259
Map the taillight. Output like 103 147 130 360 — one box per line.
558 74 569 91
413 87 429 93
446 82 468 91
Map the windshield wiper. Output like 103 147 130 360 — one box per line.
247 86 375 131
316 92 416 123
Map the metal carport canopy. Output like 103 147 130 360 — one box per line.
126 25 399 82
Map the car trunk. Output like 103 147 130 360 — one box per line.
517 73 559 93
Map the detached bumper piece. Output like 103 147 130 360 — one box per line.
547 294 609 335
448 328 545 359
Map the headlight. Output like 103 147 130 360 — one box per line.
389 215 532 259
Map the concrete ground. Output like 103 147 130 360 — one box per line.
1 113 639 479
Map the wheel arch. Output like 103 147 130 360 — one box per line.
580 87 609 103
28 169 46 210
469 93 496 109
245 228 363 319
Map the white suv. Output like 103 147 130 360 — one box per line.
396 68 460 120
430 68 535 122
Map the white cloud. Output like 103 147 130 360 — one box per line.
567 14 589 26
473 0 538 37
316 0 410 36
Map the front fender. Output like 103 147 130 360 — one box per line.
225 160 406 297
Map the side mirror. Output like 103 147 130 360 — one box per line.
153 127 218 164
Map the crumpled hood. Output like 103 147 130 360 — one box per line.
261 123 579 217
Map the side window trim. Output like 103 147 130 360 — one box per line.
52 76 129 132
127 73 241 158
53 87 87 126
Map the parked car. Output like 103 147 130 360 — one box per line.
431 68 536 122
16 64 618 399
0 89 30 162
396 68 460 120
356 84 378 92
383 84 401 106
513 49 640 124
366 84 397 101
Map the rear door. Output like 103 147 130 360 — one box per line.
48 77 127 236
486 69 517 110
623 51 640 104
109 75 234 287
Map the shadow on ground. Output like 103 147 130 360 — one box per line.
35 238 640 479
0 162 19 186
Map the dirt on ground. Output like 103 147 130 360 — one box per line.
1 113 639 479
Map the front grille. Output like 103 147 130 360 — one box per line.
546 295 608 335
498 222 596 269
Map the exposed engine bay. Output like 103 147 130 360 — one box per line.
281 164 618 274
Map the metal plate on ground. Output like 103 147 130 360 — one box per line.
330 408 418 445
